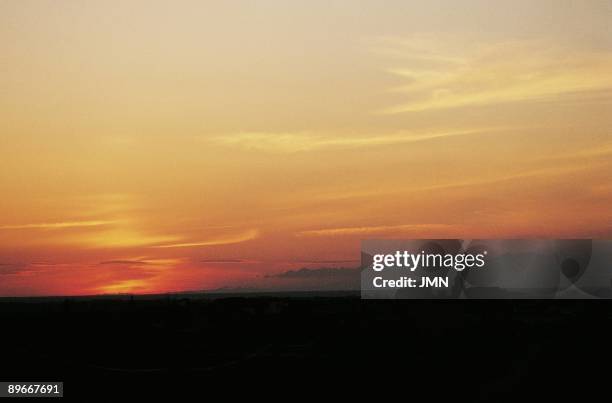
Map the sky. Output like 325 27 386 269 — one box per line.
1 0 612 296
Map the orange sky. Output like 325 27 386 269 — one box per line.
1 1 612 296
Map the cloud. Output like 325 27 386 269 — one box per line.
421 161 610 192
266 267 359 279
207 128 501 153
0 261 86 277
0 263 26 275
536 143 612 162
298 223 454 237
99 259 153 266
100 258 183 266
67 230 181 248
156 229 259 248
200 259 258 264
293 259 360 264
0 220 115 230
376 37 612 113
263 267 361 291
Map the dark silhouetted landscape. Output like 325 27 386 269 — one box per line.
0 293 609 401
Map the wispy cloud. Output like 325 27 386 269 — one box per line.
0 263 26 275
298 224 454 237
67 230 181 248
293 259 360 264
156 229 259 248
0 220 115 230
99 258 183 266
376 37 612 113
99 259 153 266
420 161 610 192
208 128 503 153
200 259 259 264
535 143 612 162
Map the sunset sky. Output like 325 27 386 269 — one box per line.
1 0 612 296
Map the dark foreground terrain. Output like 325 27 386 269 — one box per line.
0 292 609 401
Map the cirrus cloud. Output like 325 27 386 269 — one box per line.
375 37 612 113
